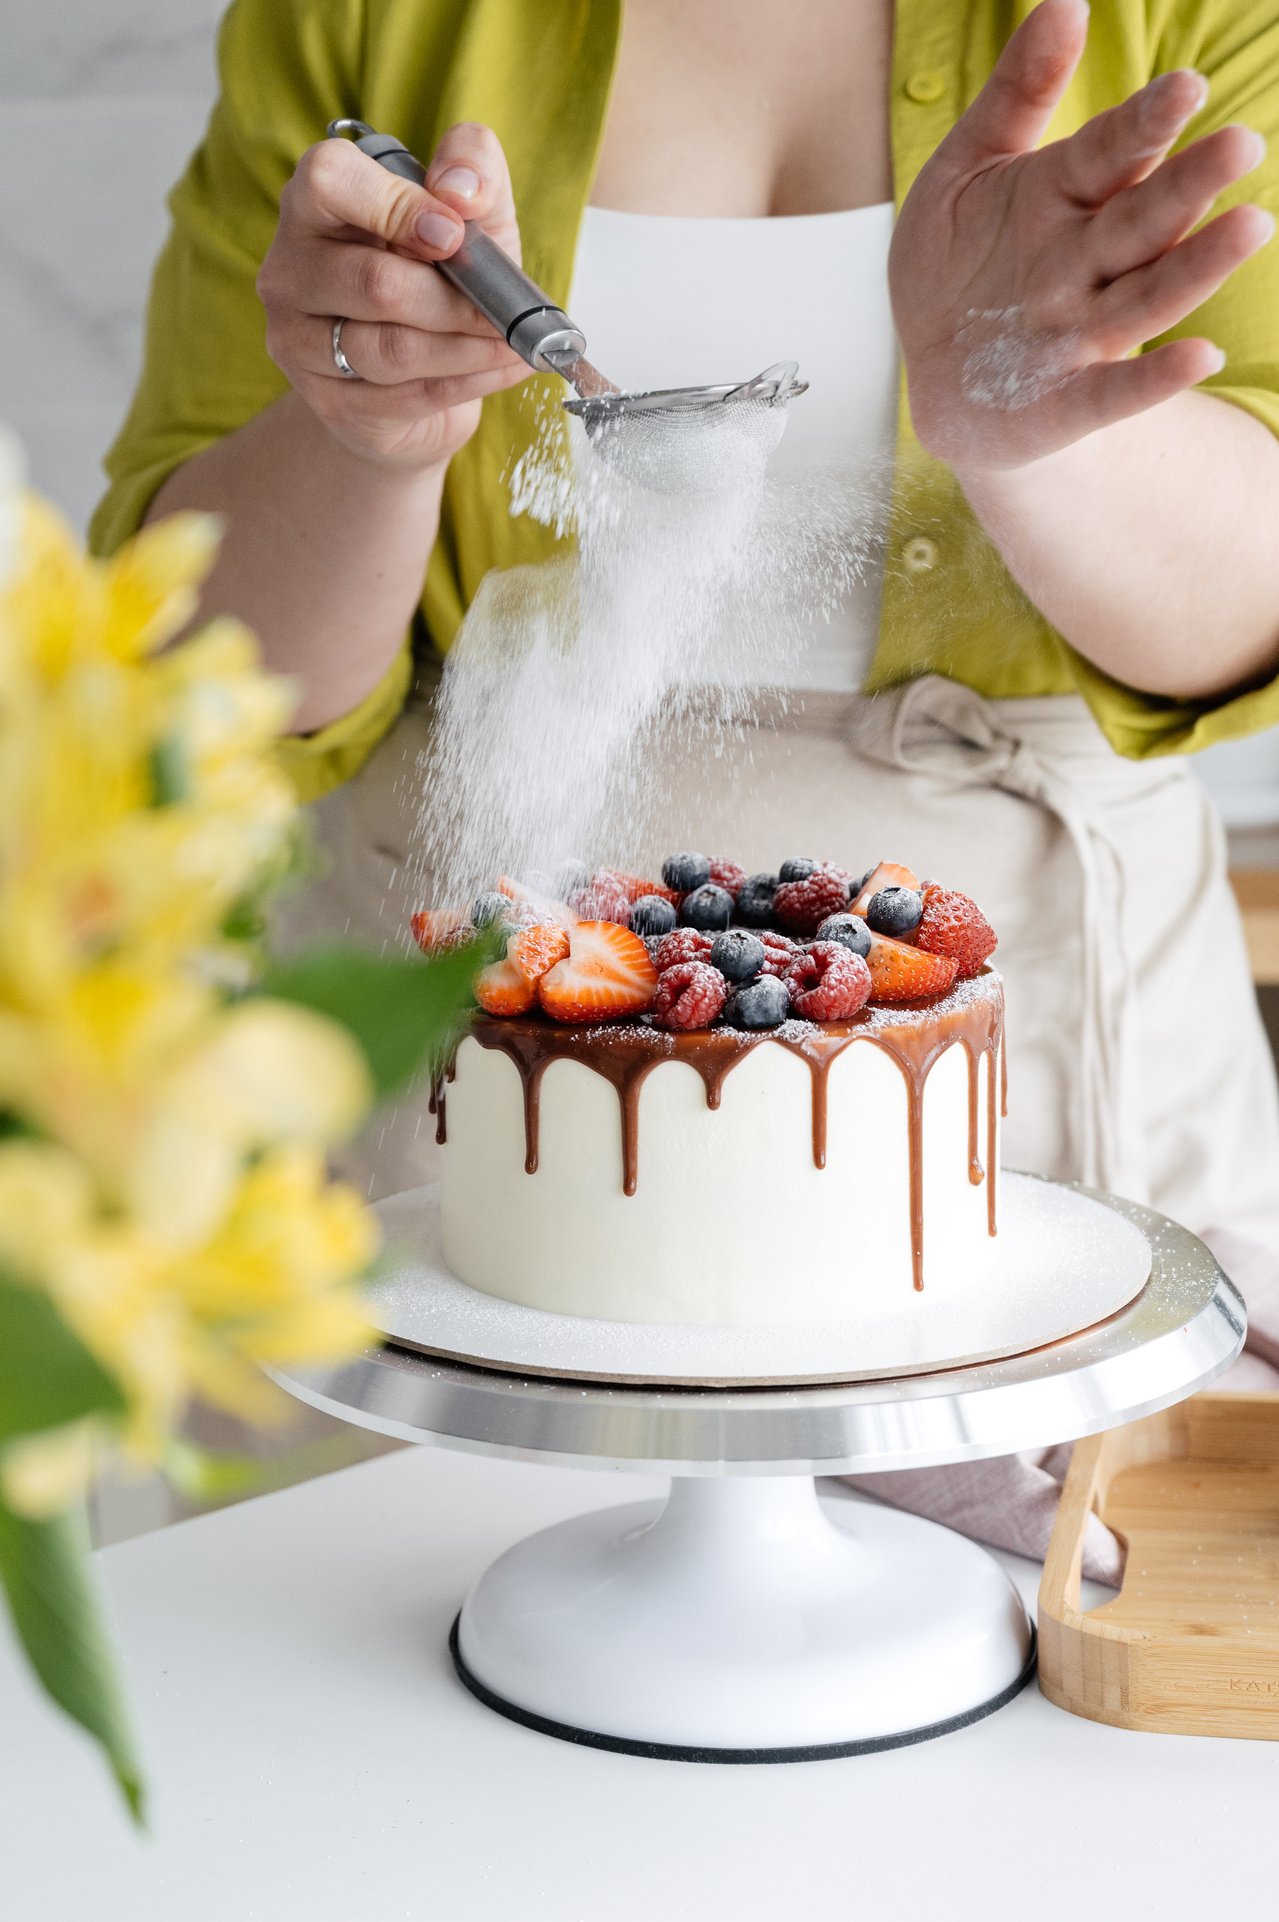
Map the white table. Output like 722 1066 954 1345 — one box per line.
2 1445 1271 1922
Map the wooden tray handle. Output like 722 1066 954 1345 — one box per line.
1040 1430 1107 1627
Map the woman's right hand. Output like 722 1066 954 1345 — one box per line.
257 122 531 471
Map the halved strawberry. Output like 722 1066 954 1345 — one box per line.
474 957 537 1016
510 923 571 983
865 931 958 1004
410 908 470 953
850 862 920 917
915 883 997 979
537 921 659 1024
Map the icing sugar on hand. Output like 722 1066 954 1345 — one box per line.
958 306 1079 411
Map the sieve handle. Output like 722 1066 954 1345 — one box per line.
326 120 587 372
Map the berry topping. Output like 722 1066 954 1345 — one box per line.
568 871 632 926
756 929 800 976
537 922 658 1024
865 931 959 1004
778 857 816 882
707 858 747 897
788 942 873 1021
865 885 924 938
606 871 681 907
662 852 712 893
915 882 998 979
709 928 766 983
815 912 872 958
471 890 513 930
474 957 537 1016
630 894 678 938
773 866 849 935
850 861 920 917
651 960 728 1031
679 883 735 932
735 872 779 927
510 923 571 983
653 927 714 971
726 973 791 1029
410 908 471 953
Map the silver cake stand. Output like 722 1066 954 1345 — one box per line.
269 1183 1244 1763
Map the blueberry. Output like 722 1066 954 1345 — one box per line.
472 890 513 929
631 894 677 938
710 929 765 983
735 873 779 927
816 912 872 958
850 866 875 897
662 851 712 893
726 974 791 1029
679 883 734 932
778 857 816 883
553 857 590 896
866 886 923 937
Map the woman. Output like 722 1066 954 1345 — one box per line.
94 0 1279 1543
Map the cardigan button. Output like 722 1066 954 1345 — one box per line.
903 536 939 573
904 71 946 105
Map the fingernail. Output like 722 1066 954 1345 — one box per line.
415 211 462 249
430 165 481 200
1239 127 1269 172
1257 209 1278 242
1204 345 1226 376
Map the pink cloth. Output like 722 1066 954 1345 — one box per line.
838 1225 1279 1586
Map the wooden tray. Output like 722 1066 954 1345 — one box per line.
1039 1392 1279 1740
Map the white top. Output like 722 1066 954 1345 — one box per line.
4 1445 1272 1918
568 201 899 691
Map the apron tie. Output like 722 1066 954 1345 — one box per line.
850 676 1134 1192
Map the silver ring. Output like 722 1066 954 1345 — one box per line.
331 317 360 379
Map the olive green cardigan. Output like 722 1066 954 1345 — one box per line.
92 0 1279 800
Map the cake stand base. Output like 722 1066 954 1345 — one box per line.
453 1476 1035 1760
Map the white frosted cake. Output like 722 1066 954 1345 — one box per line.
420 855 1004 1331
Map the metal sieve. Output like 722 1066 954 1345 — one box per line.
326 121 809 473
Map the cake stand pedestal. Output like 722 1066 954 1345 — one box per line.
269 1187 1244 1762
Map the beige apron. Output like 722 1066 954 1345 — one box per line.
282 669 1279 1254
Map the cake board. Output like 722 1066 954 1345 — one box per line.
268 1184 1244 1762
367 1173 1153 1387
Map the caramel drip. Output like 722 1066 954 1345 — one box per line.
1001 1039 1008 1119
986 1044 999 1238
452 975 1005 1292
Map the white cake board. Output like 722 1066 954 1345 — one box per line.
368 1172 1151 1387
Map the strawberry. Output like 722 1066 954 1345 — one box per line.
410 908 470 953
774 867 849 935
865 931 958 1004
651 960 727 1031
537 921 658 1024
915 882 997 979
789 943 873 1021
850 862 920 917
707 858 747 898
510 923 571 983
474 957 537 1016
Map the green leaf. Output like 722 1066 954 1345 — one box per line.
147 733 189 808
258 936 494 1101
0 1272 127 1448
164 1439 266 1502
0 1498 145 1823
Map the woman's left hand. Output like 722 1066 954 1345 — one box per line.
890 0 1275 471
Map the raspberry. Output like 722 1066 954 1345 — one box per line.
651 960 727 1031
757 930 800 976
707 858 747 897
568 872 632 925
654 927 714 971
788 942 873 1021
773 868 849 935
916 883 997 979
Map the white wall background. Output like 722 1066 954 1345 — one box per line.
2 0 1277 826
0 0 225 530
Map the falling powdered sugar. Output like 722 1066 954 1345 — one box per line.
413 386 886 908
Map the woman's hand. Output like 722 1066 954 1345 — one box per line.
257 121 530 471
890 0 1275 472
